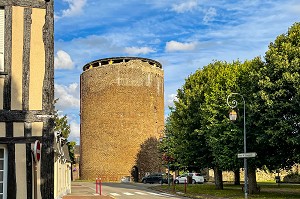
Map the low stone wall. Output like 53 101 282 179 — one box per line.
207 164 300 182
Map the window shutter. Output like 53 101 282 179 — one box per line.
0 8 4 72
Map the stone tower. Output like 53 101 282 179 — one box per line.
80 57 164 181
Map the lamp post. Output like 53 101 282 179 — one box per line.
227 93 247 199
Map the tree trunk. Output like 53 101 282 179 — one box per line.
234 169 240 185
248 167 259 194
214 166 223 190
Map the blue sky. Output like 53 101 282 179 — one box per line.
53 0 300 143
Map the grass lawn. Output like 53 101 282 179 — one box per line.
151 182 300 199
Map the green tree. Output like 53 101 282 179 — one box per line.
201 61 241 189
167 60 247 189
241 22 300 193
228 57 264 193
165 22 300 193
258 22 300 168
218 23 300 194
67 141 76 164
167 67 212 171
54 114 71 139
54 99 75 164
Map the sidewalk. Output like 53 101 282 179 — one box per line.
62 181 112 199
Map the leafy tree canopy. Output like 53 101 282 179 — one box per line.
54 99 74 163
165 22 300 176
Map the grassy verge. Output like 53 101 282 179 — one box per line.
151 183 300 199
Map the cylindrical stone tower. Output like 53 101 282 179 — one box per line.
80 57 164 181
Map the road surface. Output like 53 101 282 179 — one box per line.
79 181 187 199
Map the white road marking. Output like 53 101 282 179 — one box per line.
160 192 175 196
147 192 177 197
123 192 135 195
109 191 176 197
134 192 148 195
110 193 121 196
147 192 161 196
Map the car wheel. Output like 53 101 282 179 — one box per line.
192 179 196 184
142 179 146 184
174 180 179 184
158 180 162 184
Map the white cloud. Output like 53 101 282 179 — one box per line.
171 0 198 13
166 93 178 108
52 0 300 145
54 50 75 70
56 0 87 19
203 7 217 24
124 46 156 55
63 0 86 17
55 83 80 110
165 40 197 52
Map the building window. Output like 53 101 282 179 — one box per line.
0 145 7 199
0 8 4 72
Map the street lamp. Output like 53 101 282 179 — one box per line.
229 110 237 121
227 93 248 199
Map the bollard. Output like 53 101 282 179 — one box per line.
95 178 102 195
96 178 99 194
184 179 187 193
99 178 102 195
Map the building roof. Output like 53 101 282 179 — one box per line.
82 57 162 71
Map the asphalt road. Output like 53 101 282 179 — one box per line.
79 181 188 199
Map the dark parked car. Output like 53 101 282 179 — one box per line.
142 173 163 184
141 173 172 184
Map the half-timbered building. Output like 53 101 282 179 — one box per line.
0 0 57 198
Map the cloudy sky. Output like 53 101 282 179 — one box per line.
54 0 300 143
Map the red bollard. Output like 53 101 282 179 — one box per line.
96 178 99 194
95 178 102 195
99 178 102 195
184 179 187 193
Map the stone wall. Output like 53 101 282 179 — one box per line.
80 58 164 181
208 164 300 182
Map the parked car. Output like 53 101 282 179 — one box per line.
121 176 131 183
174 173 204 184
141 173 163 184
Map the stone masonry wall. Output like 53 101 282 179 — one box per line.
80 58 164 181
208 164 300 182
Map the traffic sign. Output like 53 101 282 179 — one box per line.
237 152 257 158
33 140 41 162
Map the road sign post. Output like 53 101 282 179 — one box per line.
32 140 41 199
33 140 41 162
237 152 257 158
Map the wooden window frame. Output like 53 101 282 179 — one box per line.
0 145 7 199
0 7 4 72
